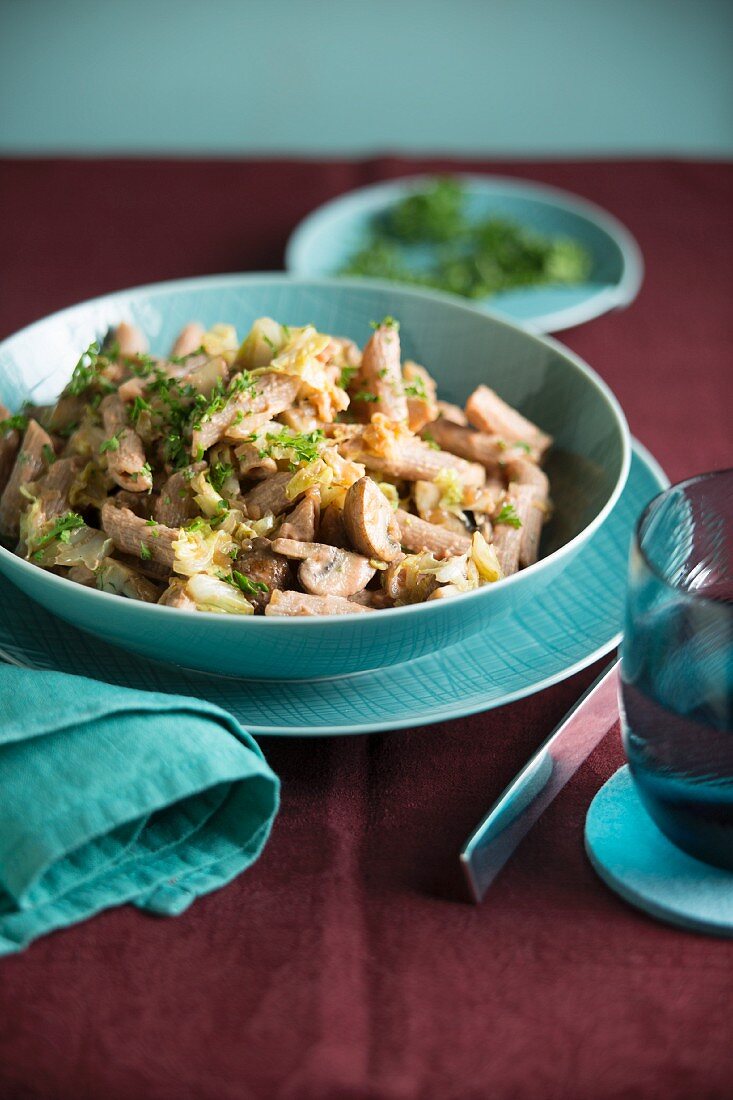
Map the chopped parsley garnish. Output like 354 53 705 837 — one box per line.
422 431 440 451
185 516 208 532
209 460 234 495
496 502 522 528
340 177 591 299
339 365 359 389
42 444 56 465
0 414 28 435
125 353 157 376
64 341 115 397
169 346 205 365
34 511 85 550
129 395 152 425
193 372 255 429
403 376 428 400
99 434 121 454
140 543 152 560
353 390 379 403
232 570 268 595
370 316 400 331
262 334 276 351
266 428 324 469
514 441 532 454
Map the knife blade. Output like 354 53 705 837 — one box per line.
460 660 621 903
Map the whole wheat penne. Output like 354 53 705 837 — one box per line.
244 470 296 519
101 501 178 567
492 483 545 573
354 437 486 491
0 420 53 538
171 322 205 360
395 508 471 557
436 400 468 426
351 323 407 422
35 456 85 517
465 385 552 457
403 361 439 433
112 323 148 357
265 590 374 616
100 395 153 492
193 372 300 453
279 489 320 542
422 418 541 471
154 463 206 528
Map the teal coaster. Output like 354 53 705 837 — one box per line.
585 766 733 937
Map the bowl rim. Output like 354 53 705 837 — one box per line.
0 271 631 626
284 172 645 335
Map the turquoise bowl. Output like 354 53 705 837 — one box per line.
0 274 630 680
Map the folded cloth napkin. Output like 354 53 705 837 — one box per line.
0 664 279 955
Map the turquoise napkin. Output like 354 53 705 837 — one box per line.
0 665 279 955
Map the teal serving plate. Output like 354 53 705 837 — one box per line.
0 444 665 735
0 275 629 680
286 175 643 334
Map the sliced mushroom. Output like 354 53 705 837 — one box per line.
96 557 160 602
265 590 374 616
279 488 320 542
343 476 401 562
271 538 376 598
234 538 294 612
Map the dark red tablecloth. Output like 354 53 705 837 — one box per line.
0 158 731 1100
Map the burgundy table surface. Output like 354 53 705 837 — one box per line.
0 158 731 1100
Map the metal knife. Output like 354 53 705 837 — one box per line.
460 660 621 903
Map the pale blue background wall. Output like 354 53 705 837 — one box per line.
1 0 731 155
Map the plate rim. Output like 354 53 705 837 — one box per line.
284 172 644 334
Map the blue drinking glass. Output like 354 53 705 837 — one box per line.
620 469 733 870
